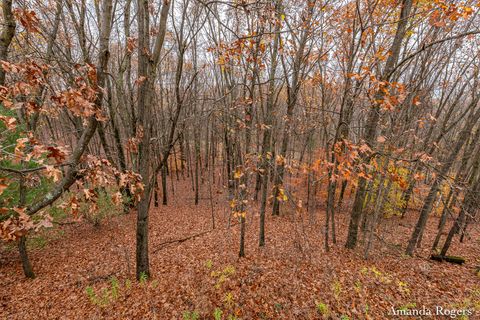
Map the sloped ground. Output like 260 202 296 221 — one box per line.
1 180 479 319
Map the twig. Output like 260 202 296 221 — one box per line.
153 222 239 253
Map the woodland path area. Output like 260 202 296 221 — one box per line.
1 180 479 319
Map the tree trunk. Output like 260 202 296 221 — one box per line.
406 102 480 255
18 236 35 279
135 0 152 280
259 0 282 246
346 0 413 249
272 1 314 215
18 174 35 278
135 0 171 280
440 147 480 256
194 130 200 205
0 0 16 86
337 180 348 208
162 165 168 205
154 177 159 207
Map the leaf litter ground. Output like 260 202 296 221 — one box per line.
1 179 479 319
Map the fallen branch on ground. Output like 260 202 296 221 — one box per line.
430 254 465 265
153 222 239 253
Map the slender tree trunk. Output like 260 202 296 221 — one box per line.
440 144 480 256
162 165 168 205
364 172 387 259
209 162 215 229
154 178 159 207
194 123 200 205
18 236 35 279
173 145 180 181
346 0 413 249
259 0 282 246
440 182 478 256
18 174 35 278
272 1 314 215
325 169 336 251
0 0 16 86
432 199 450 251
406 103 480 255
135 0 152 280
135 0 171 280
337 180 348 208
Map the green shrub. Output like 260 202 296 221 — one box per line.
213 308 223 320
182 311 199 320
316 301 329 316
139 271 148 285
85 276 122 307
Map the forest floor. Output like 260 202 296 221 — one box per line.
1 178 479 319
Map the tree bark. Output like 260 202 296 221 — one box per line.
259 0 282 246
0 0 16 86
346 0 413 249
135 0 171 280
18 174 35 278
272 0 314 216
406 100 480 255
440 145 480 256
